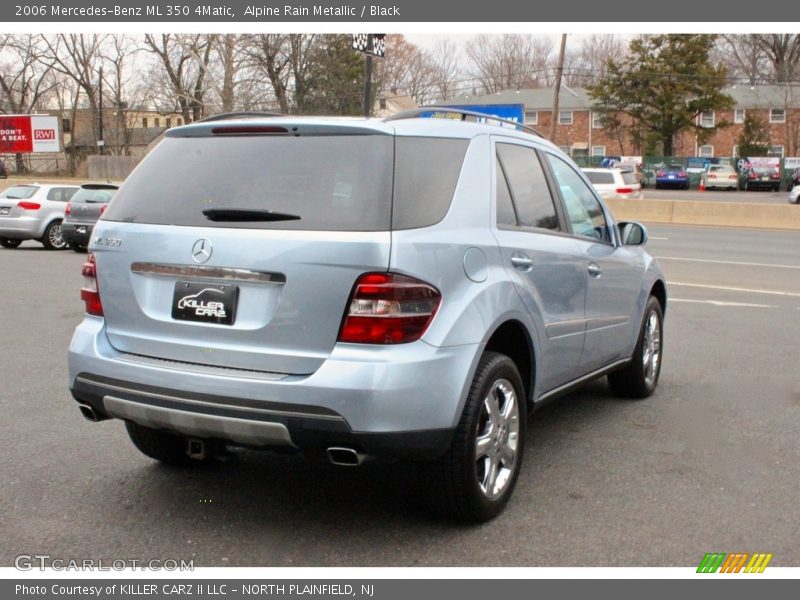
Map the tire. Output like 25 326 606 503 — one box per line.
125 421 199 466
608 296 664 399
41 220 67 250
68 241 86 253
422 351 526 522
0 237 22 249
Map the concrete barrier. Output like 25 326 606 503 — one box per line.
606 198 800 230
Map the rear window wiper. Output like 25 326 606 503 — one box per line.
202 208 301 222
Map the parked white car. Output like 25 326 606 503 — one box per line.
0 183 80 249
701 164 739 191
582 168 643 200
789 185 800 204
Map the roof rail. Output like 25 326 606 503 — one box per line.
196 111 284 123
385 106 545 138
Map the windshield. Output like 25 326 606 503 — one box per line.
584 171 615 185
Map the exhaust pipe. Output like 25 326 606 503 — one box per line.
326 447 369 467
78 404 101 422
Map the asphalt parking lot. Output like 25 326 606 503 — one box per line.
645 188 793 204
1 224 799 567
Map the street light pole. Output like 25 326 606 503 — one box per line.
98 65 104 156
363 54 373 118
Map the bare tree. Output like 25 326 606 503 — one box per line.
242 34 292 112
427 39 461 102
40 34 107 141
564 34 627 87
101 34 147 155
466 34 554 94
713 35 770 85
143 34 216 123
753 34 800 82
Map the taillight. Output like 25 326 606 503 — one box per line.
657 170 665 177
65 202 72 216
749 173 758 179
17 201 41 210
99 204 108 216
80 253 103 316
338 273 441 344
616 187 634 194
709 174 717 179
679 171 687 178
771 172 781 179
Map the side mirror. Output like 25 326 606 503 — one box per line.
618 221 648 246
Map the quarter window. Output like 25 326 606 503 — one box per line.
495 143 559 231
546 154 610 243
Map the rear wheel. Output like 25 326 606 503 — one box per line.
608 296 663 399
422 351 526 522
0 237 22 249
41 220 67 250
125 421 202 466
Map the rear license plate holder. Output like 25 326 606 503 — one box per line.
172 281 238 325
0 207 10 216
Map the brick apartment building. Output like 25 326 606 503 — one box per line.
453 85 800 159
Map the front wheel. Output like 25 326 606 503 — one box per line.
422 351 526 522
0 237 22 249
41 220 67 250
608 296 664 399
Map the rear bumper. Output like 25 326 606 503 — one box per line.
61 222 93 246
0 216 44 239
68 317 481 460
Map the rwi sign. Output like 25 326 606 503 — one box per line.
34 129 55 140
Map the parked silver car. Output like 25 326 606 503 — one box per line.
0 183 80 249
68 110 667 521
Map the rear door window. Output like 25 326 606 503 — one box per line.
496 143 559 231
621 171 638 185
584 171 615 185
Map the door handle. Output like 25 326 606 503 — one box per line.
587 262 602 277
511 254 534 271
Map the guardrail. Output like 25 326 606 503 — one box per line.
607 199 800 230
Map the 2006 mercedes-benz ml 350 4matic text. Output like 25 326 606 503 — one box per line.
68 109 666 521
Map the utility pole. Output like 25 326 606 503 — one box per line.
549 34 568 143
363 54 373 118
98 65 104 156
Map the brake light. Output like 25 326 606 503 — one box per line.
749 173 758 179
771 172 781 179
709 174 717 179
657 170 665 177
679 171 687 178
338 273 441 344
80 253 103 316
65 202 72 216
17 201 41 210
99 204 108 216
616 187 634 194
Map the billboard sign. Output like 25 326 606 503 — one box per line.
434 104 525 127
0 115 60 153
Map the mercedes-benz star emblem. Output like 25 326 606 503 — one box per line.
191 238 213 264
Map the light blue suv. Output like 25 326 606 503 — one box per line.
68 110 666 521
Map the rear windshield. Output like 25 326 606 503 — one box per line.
103 135 468 231
72 187 118 204
0 185 38 199
584 171 614 184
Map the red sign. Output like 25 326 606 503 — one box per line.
0 115 33 153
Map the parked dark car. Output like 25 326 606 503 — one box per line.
0 161 7 178
741 166 781 192
655 165 689 190
61 183 120 252
789 167 800 191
